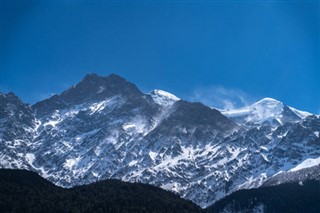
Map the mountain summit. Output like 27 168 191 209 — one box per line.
150 89 180 107
33 74 149 116
221 97 309 126
1 73 319 208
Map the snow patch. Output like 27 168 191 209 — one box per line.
290 157 320 172
260 146 268 151
261 153 269 162
64 156 81 170
97 86 105 94
149 151 157 161
122 124 136 131
161 182 181 193
128 160 138 166
92 171 99 177
44 119 60 128
89 100 108 114
89 96 125 115
25 153 35 165
122 117 148 134
238 173 268 189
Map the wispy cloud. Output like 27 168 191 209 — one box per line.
189 86 250 110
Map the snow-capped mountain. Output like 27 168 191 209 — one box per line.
1 74 319 208
150 89 180 107
221 97 311 126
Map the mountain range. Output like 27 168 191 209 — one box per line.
1 73 319 208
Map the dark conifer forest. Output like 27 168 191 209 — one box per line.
0 169 201 213
206 180 320 213
1 169 320 213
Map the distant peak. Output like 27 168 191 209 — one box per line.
150 89 180 107
80 73 129 85
151 89 180 101
84 73 124 79
6 92 19 100
83 73 100 80
221 96 310 125
0 92 22 103
107 73 127 82
41 72 144 107
250 98 284 110
108 73 122 78
255 97 282 104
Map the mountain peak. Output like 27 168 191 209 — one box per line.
150 89 180 107
82 73 126 83
0 92 21 103
108 73 125 80
151 89 180 100
221 97 306 125
256 97 281 103
6 92 19 99
83 73 99 79
62 73 142 101
33 73 146 116
253 97 283 106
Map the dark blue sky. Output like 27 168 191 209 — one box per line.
1 1 319 113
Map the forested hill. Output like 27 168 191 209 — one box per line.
2 168 320 213
0 169 201 213
206 180 320 213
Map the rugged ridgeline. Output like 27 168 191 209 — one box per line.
1 73 320 208
0 169 201 213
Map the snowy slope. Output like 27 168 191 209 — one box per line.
288 106 312 119
290 157 320 172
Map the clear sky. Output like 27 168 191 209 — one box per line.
1 1 319 113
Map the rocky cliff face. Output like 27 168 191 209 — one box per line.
1 74 319 208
